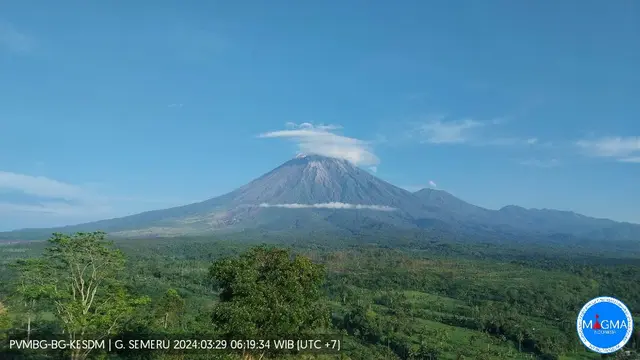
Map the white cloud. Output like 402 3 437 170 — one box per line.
0 202 112 217
259 123 379 166
479 137 538 146
0 171 189 229
285 122 342 131
619 156 640 163
413 116 537 146
576 137 640 160
0 22 33 53
168 103 183 108
490 117 508 125
0 171 89 201
258 202 396 211
428 180 437 188
519 159 560 168
415 117 483 144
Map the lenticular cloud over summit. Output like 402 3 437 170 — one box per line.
258 123 379 166
258 202 396 211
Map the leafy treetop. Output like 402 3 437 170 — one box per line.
209 245 330 341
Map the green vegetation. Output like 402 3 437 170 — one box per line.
0 231 639 359
210 246 329 339
0 301 10 340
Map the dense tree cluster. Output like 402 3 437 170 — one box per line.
0 231 639 359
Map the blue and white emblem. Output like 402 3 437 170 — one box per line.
576 296 634 354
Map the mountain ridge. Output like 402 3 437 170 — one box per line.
1 155 638 243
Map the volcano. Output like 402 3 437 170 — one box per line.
25 155 437 237
2 154 640 242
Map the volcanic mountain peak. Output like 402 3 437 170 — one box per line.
284 153 351 167
2 155 639 243
295 152 307 159
222 154 413 207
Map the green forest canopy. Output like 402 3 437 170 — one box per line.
0 231 639 360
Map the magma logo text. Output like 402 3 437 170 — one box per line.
576 296 633 354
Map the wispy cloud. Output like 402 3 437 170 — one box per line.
428 180 438 188
0 202 111 217
0 171 188 229
519 159 560 168
284 122 342 131
0 21 33 53
479 137 539 146
168 103 183 108
0 171 89 201
576 136 640 163
259 123 379 166
619 157 640 163
411 116 537 146
414 116 483 144
258 202 396 211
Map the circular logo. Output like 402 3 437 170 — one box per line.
576 296 634 354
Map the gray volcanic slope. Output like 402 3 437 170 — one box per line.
207 154 425 209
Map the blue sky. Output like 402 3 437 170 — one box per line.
1 1 638 230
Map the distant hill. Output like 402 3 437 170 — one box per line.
1 154 638 244
413 188 493 222
412 188 639 242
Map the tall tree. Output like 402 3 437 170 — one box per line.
209 245 330 359
156 288 185 330
11 258 51 341
19 232 149 360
